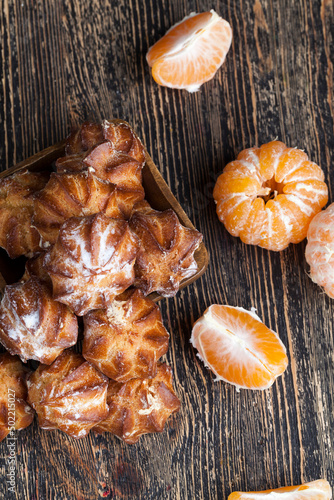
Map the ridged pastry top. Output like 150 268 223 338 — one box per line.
44 213 139 316
27 350 109 439
130 205 203 296
65 121 104 155
0 353 34 442
65 120 146 164
93 363 180 444
56 120 146 196
0 169 49 258
0 278 78 364
33 171 127 245
21 252 51 285
83 288 169 382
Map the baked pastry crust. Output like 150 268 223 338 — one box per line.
0 353 34 442
44 213 139 316
27 350 109 439
0 170 49 258
22 252 51 285
56 121 145 202
93 363 180 443
65 121 104 155
65 120 146 164
130 205 203 296
83 288 169 382
0 278 78 364
33 171 130 245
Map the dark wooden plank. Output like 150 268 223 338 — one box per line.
0 0 333 499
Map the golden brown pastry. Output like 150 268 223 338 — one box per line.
93 363 180 444
33 171 131 245
102 120 146 164
0 353 34 442
27 350 109 439
65 121 104 155
130 206 203 296
21 252 51 285
56 121 146 198
0 278 78 364
44 213 139 316
83 289 169 382
0 169 49 258
82 142 145 194
65 120 145 164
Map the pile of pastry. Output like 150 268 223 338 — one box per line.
0 120 202 443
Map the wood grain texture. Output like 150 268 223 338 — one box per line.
0 0 333 499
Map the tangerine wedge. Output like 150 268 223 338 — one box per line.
305 203 334 298
190 305 288 390
213 141 328 251
228 479 332 500
146 10 232 92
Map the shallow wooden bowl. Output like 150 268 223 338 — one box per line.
0 120 209 300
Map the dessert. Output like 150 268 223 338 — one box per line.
33 171 128 245
65 120 145 164
65 121 104 155
44 213 139 316
27 350 109 439
0 278 78 364
130 204 202 296
0 169 49 258
94 363 180 444
83 289 169 382
56 120 146 197
21 252 51 284
0 353 34 442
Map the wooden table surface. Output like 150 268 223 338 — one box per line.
1 1 334 499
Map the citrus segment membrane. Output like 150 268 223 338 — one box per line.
228 479 332 500
190 305 288 390
147 10 232 92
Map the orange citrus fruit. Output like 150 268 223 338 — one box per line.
305 203 334 298
228 479 332 500
146 10 232 92
213 141 328 251
190 305 288 390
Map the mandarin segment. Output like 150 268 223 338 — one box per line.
190 305 288 390
228 479 332 500
213 141 328 251
147 10 232 92
275 148 308 183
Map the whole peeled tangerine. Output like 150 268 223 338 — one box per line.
0 353 35 442
94 363 180 444
213 141 328 251
44 213 139 316
27 350 109 439
0 278 78 364
83 288 169 382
